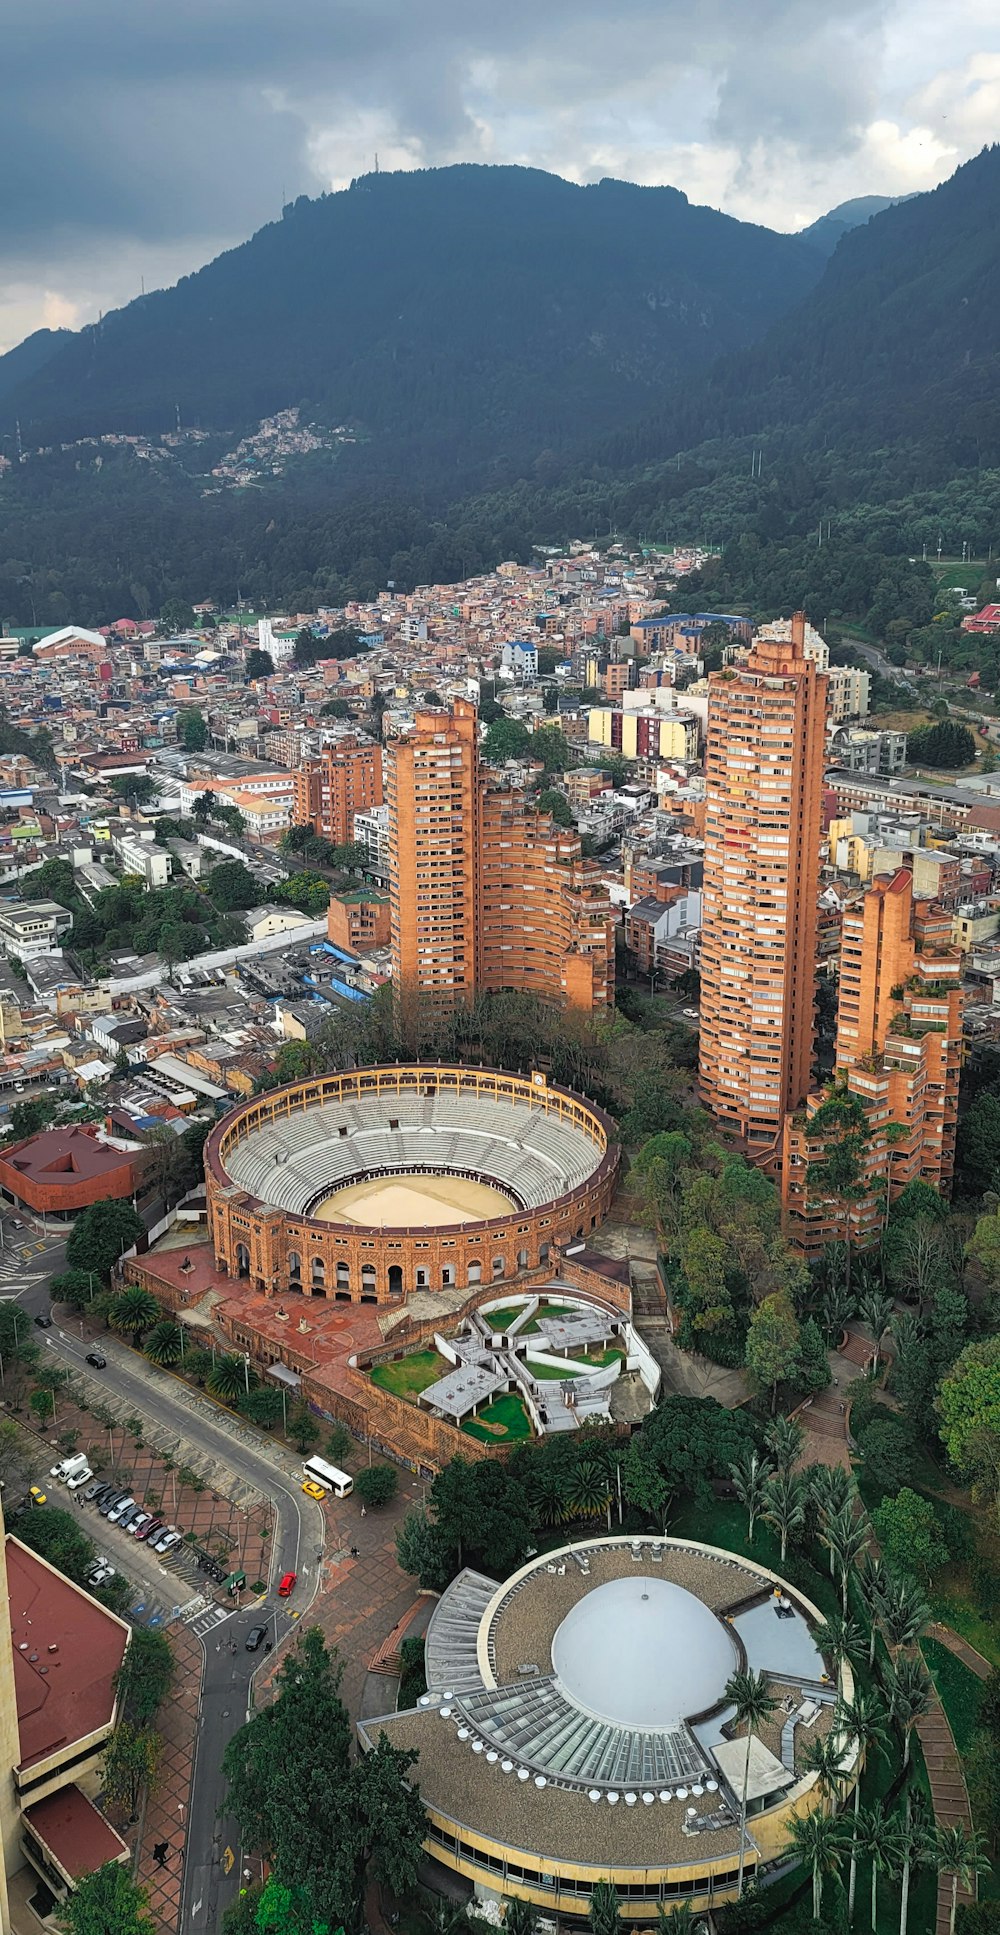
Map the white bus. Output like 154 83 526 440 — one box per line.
302 1455 353 1499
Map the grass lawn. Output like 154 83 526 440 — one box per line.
370 1350 449 1401
930 1575 1000 1669
484 1306 525 1331
528 1360 584 1380
670 1494 841 1622
462 1393 532 1443
571 1345 626 1367
921 1636 984 1755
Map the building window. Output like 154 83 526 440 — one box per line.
492 1256 505 1279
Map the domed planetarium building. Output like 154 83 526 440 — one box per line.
361 1536 857 1922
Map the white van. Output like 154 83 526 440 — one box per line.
50 1454 89 1482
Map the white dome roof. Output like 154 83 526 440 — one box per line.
552 1575 737 1729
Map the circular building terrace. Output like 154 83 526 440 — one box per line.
205 1066 618 1304
360 1536 856 1922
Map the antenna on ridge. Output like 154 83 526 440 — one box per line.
175 402 182 435
374 151 379 175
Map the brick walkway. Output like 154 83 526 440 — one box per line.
136 1622 202 1932
916 1689 978 1935
928 1621 992 1681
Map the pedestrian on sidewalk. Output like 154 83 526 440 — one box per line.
360 1503 366 1518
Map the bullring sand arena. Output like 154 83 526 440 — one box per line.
313 1173 517 1227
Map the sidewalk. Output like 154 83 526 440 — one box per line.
136 1622 202 1932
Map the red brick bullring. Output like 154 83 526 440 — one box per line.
204 1065 620 1305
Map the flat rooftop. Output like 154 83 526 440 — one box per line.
8 1538 129 1770
24 1784 129 1878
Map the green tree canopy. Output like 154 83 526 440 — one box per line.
208 860 259 910
536 787 575 827
873 1485 950 1583
482 717 532 764
745 1291 802 1412
179 706 208 751
66 1199 146 1283
937 1336 1000 1522
61 1863 157 1935
246 648 275 680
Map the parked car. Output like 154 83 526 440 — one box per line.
301 1480 327 1501
136 1518 163 1543
85 1351 107 1370
127 1513 151 1538
106 1496 135 1524
245 1626 267 1652
99 1492 127 1517
682 1008 700 1020
278 1571 297 1597
51 1454 89 1482
66 1467 93 1491
28 1485 46 1507
152 1530 182 1554
33 1313 53 1329
87 1563 116 1587
82 1480 106 1502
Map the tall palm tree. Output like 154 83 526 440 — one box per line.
883 1656 931 1770
144 1320 185 1367
724 1668 779 1898
822 1502 869 1613
207 1352 257 1405
811 1463 856 1526
894 1790 935 1935
856 1551 891 1667
859 1289 895 1373
835 1688 891 1924
880 1576 930 1657
822 1278 856 1346
813 1611 865 1673
109 1284 160 1339
801 1733 846 1814
784 1807 850 1923
762 1468 806 1564
932 1823 991 1935
853 1799 903 1935
729 1450 773 1544
763 1414 805 1475
588 1878 622 1935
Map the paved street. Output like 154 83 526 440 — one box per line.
9 1230 325 1932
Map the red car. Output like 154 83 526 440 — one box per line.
278 1571 297 1597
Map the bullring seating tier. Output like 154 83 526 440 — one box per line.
222 1094 604 1219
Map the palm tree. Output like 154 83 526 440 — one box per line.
853 1799 902 1935
880 1576 929 1657
729 1450 773 1544
835 1688 891 1924
144 1320 185 1367
822 1502 869 1613
857 1552 891 1667
763 1413 804 1474
762 1468 806 1564
109 1284 160 1339
894 1790 935 1935
784 1807 850 1922
801 1732 846 1814
932 1823 991 1935
884 1655 931 1769
859 1289 895 1373
588 1879 622 1935
207 1352 257 1405
724 1668 779 1897
811 1463 856 1525
814 1612 865 1675
822 1277 856 1345
419 1897 471 1935
503 1899 538 1935
568 1457 611 1523
655 1905 695 1935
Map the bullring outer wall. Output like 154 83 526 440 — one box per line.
205 1065 620 1304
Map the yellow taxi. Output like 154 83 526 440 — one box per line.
29 1485 46 1507
301 1479 327 1501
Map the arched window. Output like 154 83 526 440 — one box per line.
517 1249 528 1269
311 1257 326 1289
235 1243 250 1278
492 1255 505 1279
441 1265 455 1288
467 1262 482 1285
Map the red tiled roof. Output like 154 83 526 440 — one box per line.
8 1540 128 1770
24 1784 128 1879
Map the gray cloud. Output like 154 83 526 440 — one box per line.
0 0 994 345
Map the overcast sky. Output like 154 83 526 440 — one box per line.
2 0 998 352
